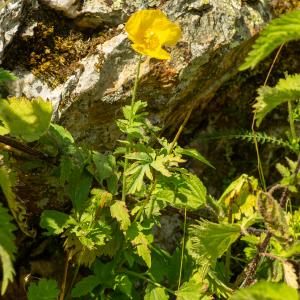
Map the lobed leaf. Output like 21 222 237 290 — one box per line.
27 279 60 300
229 281 298 300
110 201 131 231
240 10 300 70
253 74 300 127
0 97 53 142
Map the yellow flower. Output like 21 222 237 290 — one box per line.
125 9 181 60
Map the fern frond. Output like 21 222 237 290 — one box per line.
240 10 300 70
0 203 16 295
197 130 293 151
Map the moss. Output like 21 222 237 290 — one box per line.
270 0 300 16
3 6 121 88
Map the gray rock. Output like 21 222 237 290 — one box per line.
3 0 272 150
0 0 24 63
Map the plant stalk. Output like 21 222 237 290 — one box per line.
122 55 142 202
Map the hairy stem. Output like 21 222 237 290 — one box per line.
288 100 297 142
122 55 142 202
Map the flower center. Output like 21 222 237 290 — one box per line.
143 31 160 50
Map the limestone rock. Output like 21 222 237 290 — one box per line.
0 0 24 63
2 0 272 150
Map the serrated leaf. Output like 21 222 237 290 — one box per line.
0 166 35 237
229 281 298 300
110 201 131 231
92 151 114 183
154 172 206 210
189 220 241 264
27 279 60 300
253 74 300 127
283 261 298 289
240 10 300 70
144 284 169 300
0 203 16 296
40 210 74 235
71 275 101 297
176 280 204 300
0 97 53 142
175 147 214 168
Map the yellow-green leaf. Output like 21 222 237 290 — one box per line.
110 201 131 231
0 97 53 142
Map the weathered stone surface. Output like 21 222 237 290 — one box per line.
2 0 272 150
0 0 24 63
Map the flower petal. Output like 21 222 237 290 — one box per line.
131 44 171 60
125 10 168 44
153 21 181 46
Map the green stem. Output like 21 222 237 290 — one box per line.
122 55 142 202
177 208 187 291
288 100 297 141
122 269 176 295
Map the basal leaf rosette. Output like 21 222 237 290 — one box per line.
125 9 181 60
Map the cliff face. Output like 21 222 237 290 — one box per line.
1 0 271 149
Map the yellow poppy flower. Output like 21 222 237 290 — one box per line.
125 9 181 60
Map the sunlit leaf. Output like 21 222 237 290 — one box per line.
240 10 300 70
40 210 75 235
253 74 300 127
144 284 169 300
110 201 131 231
0 97 53 142
229 281 298 300
176 280 204 300
189 220 241 264
218 174 259 221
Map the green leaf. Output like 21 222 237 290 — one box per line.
48 124 74 147
176 280 204 300
253 74 300 127
67 170 93 213
27 279 60 300
92 151 114 183
0 97 53 142
175 147 214 168
71 275 101 297
114 274 132 298
0 166 35 237
229 281 298 300
240 10 300 70
127 224 151 268
218 174 259 221
144 284 169 300
0 68 17 82
0 203 16 296
40 210 74 235
154 172 206 210
189 220 241 264
110 201 131 231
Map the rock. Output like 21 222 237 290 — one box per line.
0 0 25 63
2 0 272 150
